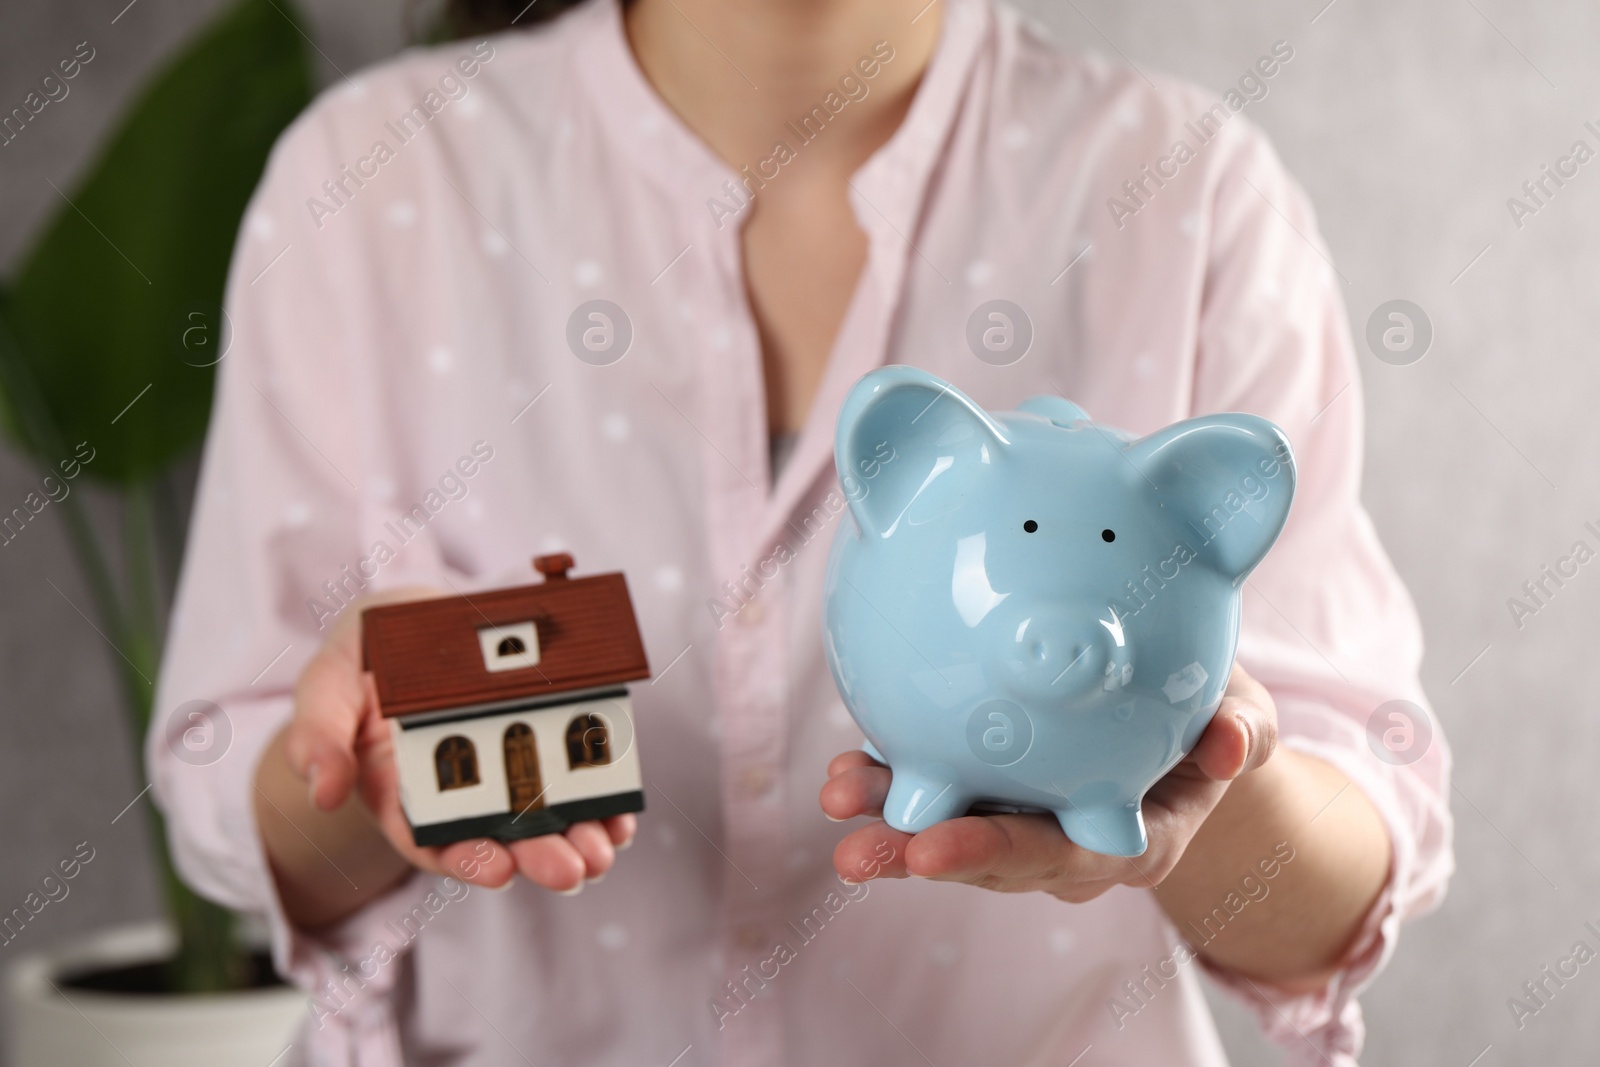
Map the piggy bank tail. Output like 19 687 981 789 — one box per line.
1054 800 1148 857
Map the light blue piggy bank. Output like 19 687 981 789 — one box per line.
822 367 1296 857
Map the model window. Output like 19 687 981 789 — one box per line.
566 713 611 768
497 635 526 656
435 736 479 790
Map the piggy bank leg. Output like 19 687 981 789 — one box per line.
1054 800 1148 858
861 739 887 764
882 768 972 833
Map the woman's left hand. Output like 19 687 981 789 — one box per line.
819 664 1279 901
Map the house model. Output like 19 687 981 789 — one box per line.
362 554 651 847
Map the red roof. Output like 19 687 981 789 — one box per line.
361 562 650 718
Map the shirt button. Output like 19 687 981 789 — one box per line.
735 924 766 950
740 767 773 797
739 601 766 626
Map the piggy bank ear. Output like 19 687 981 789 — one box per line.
1123 414 1297 582
834 366 1007 539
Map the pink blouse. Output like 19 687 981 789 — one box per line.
148 1 1452 1064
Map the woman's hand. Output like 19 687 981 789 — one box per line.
256 589 636 927
818 664 1278 902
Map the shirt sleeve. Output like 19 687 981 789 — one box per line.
1184 119 1454 1066
145 94 446 1067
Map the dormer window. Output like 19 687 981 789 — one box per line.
478 621 540 672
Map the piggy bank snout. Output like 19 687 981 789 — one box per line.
1006 608 1122 698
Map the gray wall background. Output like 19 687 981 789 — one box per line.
2 1 1596 1064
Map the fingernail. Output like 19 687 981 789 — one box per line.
1233 712 1254 778
585 873 606 884
839 876 860 885
824 813 846 823
306 762 321 809
615 837 633 851
486 880 511 892
553 883 583 897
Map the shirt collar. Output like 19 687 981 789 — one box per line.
845 0 991 237
574 0 992 232
573 0 737 205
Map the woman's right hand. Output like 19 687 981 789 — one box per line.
256 589 636 928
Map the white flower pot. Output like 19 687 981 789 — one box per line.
4 922 306 1067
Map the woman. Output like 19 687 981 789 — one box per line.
149 0 1451 1063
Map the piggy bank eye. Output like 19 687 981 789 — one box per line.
1101 529 1116 543
1023 520 1038 533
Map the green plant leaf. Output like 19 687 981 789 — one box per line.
1 0 313 483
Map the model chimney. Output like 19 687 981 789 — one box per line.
534 553 574 581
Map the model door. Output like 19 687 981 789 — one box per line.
504 723 544 813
